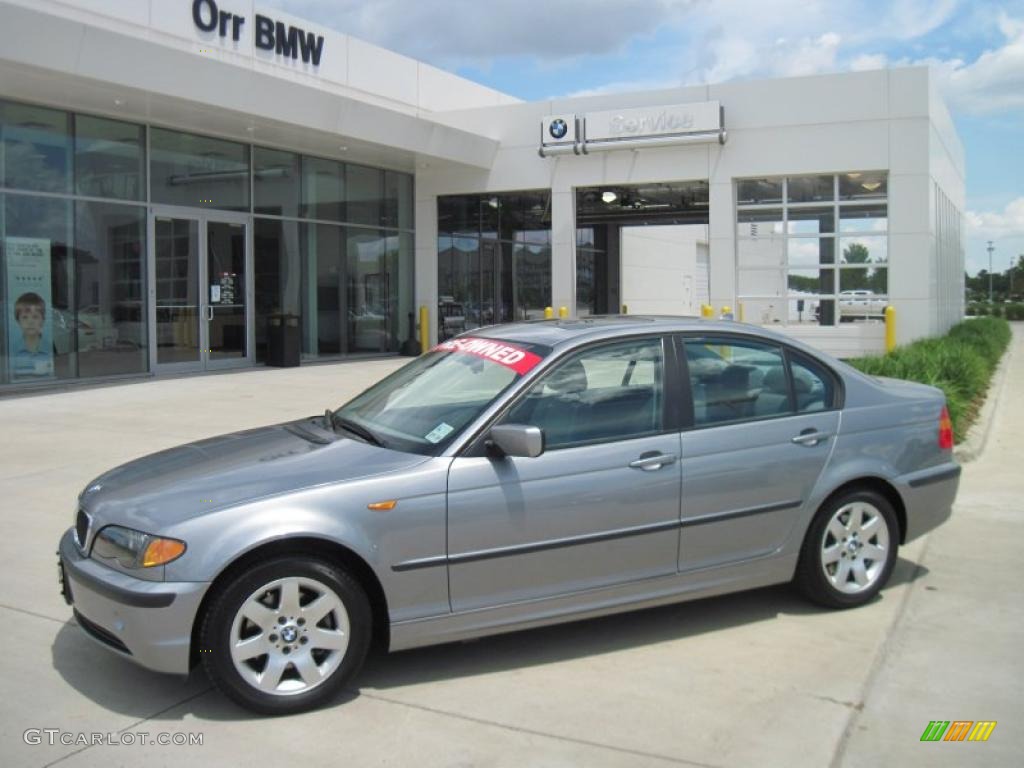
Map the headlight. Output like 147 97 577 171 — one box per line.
91 525 187 569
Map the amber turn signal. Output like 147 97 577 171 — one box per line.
367 500 398 511
142 537 187 567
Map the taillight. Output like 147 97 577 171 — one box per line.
938 405 954 451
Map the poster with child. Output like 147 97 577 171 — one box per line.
5 237 54 379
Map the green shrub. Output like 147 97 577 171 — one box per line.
847 317 1010 442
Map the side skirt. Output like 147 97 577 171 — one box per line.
388 552 797 652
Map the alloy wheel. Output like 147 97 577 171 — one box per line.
819 501 891 594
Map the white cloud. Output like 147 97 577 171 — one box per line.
261 0 695 65
850 53 889 71
967 197 1024 239
941 12 1024 114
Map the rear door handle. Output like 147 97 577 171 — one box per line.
792 430 832 446
629 452 678 471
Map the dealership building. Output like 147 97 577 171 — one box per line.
0 0 965 391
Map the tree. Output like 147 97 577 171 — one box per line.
843 243 871 264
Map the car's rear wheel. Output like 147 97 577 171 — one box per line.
795 489 898 608
200 557 371 715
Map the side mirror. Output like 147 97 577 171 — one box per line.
488 424 544 458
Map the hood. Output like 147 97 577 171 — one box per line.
79 417 430 532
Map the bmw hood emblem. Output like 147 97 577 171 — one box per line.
549 118 569 139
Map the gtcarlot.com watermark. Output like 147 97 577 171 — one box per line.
24 729 203 747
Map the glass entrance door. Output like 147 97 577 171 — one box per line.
151 211 250 372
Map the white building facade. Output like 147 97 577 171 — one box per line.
0 0 965 391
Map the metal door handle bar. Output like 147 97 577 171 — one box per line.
792 431 832 446
629 453 678 471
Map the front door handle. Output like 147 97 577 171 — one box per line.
629 452 678 471
792 429 832 446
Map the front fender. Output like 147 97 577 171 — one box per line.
163 458 452 623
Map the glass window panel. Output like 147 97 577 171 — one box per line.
73 202 147 377
253 147 299 217
577 227 595 248
515 242 551 321
347 229 390 353
736 178 783 206
839 171 887 200
786 175 834 204
788 237 835 267
253 218 300 362
74 115 145 201
839 203 887 233
437 234 479 339
737 208 783 236
382 171 413 230
438 195 478 238
2 101 72 193
300 222 344 356
3 194 74 381
479 195 499 240
788 268 835 296
839 267 888 295
738 237 785 269
739 269 785 297
787 206 834 235
345 164 383 227
685 339 790 426
739 298 786 325
301 156 344 221
789 298 835 326
393 232 414 349
840 236 887 264
504 338 663 449
150 128 249 211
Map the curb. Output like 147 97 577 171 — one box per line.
954 325 1016 463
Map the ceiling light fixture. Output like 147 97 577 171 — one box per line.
861 182 882 192
601 190 618 204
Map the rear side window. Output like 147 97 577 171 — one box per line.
789 353 837 412
684 338 791 426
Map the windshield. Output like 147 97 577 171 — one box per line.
333 336 550 454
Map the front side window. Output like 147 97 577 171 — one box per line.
502 338 664 450
685 338 791 427
335 336 549 454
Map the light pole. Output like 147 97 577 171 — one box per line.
987 240 995 303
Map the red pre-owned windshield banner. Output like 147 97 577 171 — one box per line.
434 337 542 375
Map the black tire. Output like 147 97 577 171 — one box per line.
795 489 899 609
200 556 371 715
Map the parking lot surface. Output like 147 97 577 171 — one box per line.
1 333 1020 767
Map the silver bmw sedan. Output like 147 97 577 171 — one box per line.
57 316 960 714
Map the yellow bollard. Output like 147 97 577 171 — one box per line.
738 302 744 322
544 306 553 319
720 305 733 320
558 306 569 319
621 304 628 315
885 305 896 353
701 304 714 318
419 305 429 354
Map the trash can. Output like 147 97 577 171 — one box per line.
267 313 300 367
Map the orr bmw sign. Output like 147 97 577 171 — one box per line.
191 0 326 66
540 101 725 157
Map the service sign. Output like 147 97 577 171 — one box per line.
434 337 543 375
585 101 721 142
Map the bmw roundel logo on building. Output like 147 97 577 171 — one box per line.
549 118 569 140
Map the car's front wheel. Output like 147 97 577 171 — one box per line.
795 489 899 608
200 556 371 715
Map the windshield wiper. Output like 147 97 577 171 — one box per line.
326 410 385 448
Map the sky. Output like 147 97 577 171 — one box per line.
264 0 1024 276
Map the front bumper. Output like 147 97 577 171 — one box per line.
899 462 961 542
58 528 209 675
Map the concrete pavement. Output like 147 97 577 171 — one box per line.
0 333 1020 767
